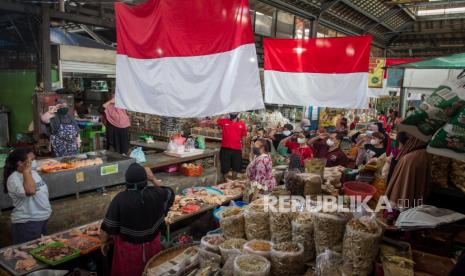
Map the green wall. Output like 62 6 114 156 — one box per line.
0 70 36 142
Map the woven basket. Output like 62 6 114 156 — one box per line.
142 243 198 276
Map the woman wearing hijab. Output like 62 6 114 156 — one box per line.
102 95 131 155
100 163 174 276
41 99 80 157
386 134 431 208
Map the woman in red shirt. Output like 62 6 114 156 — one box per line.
283 131 314 170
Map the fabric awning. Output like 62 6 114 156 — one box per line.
389 53 465 69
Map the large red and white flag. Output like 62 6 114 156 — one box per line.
264 36 372 108
114 0 264 117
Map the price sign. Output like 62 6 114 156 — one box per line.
101 164 119 176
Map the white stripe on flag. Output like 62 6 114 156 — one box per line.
265 70 369 109
115 44 264 117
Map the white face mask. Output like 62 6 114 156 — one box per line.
283 130 291 136
297 138 306 144
371 139 380 146
326 139 335 147
31 160 38 170
365 130 374 136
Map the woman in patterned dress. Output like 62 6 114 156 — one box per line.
246 138 277 193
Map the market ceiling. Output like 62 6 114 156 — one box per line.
0 0 465 58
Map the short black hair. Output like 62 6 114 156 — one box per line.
335 133 345 142
283 124 294 131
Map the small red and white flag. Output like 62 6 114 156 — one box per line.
114 0 264 117
264 36 372 108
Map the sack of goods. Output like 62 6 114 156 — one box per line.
219 207 245 239
219 238 247 264
233 254 270 276
200 234 226 254
270 242 305 276
292 212 315 262
343 216 383 276
243 240 273 259
313 212 351 255
315 249 351 276
244 205 271 240
269 204 294 243
400 83 465 141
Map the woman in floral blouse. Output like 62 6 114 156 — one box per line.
246 139 277 193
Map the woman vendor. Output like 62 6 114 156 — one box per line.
100 163 174 276
102 95 131 155
386 134 431 208
246 139 277 193
40 99 80 157
361 132 386 163
3 148 52 244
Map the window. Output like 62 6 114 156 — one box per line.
255 2 274 36
276 11 294 38
295 17 311 39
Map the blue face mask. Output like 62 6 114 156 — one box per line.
57 107 69 115
31 160 38 170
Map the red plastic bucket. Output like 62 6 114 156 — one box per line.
342 181 377 201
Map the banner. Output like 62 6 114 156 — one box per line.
368 58 385 88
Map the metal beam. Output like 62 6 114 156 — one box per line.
258 0 316 20
416 14 465 21
401 28 465 36
364 8 402 33
41 5 52 91
340 0 397 32
79 24 107 44
50 10 115 28
320 0 341 15
0 1 40 14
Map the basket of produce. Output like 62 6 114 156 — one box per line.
30 242 80 266
64 235 101 255
233 254 270 276
144 244 199 276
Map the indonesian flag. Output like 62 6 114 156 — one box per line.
264 36 372 108
114 0 264 117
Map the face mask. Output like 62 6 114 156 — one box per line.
297 138 306 144
371 139 380 146
31 160 38 170
326 139 335 147
283 130 291 136
229 114 238 120
57 107 69 115
252 147 261 156
365 130 374 136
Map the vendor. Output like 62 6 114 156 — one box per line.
102 95 131 155
336 117 349 135
100 163 174 276
308 128 330 158
270 123 294 150
3 148 52 244
246 138 276 193
325 133 348 167
40 99 80 157
363 132 386 162
386 135 431 208
218 113 247 180
283 131 313 170
350 116 360 130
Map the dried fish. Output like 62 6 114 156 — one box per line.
270 242 305 276
292 212 315 261
219 239 247 263
243 240 273 259
244 204 270 240
270 208 294 243
313 212 350 255
200 234 225 253
219 207 245 239
234 254 270 276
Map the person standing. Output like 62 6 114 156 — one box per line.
309 128 330 158
3 148 52 244
102 96 131 155
350 116 360 130
100 163 174 276
270 123 294 150
325 133 348 167
246 139 277 193
218 113 247 180
40 99 80 157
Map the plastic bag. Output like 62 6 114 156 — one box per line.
185 138 196 151
244 205 270 240
315 249 349 276
222 253 240 276
243 240 273 259
200 234 226 254
270 209 293 243
129 147 146 163
219 207 245 239
401 83 465 141
233 254 270 276
197 136 206 150
428 107 465 161
292 212 315 261
342 216 383 276
198 248 222 270
313 212 350 255
219 239 247 264
270 242 305 276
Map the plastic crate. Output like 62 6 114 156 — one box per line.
30 242 80 266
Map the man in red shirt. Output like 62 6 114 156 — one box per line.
218 113 247 180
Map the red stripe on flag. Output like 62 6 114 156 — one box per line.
115 0 255 59
264 36 372 74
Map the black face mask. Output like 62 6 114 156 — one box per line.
229 114 238 120
252 147 261 156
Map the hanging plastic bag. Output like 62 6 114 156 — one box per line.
129 147 146 163
197 136 206 150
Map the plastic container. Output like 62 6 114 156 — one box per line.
180 165 202 177
30 242 80 266
64 234 101 255
342 181 377 201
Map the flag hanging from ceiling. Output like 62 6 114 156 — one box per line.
114 0 264 117
264 36 372 108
